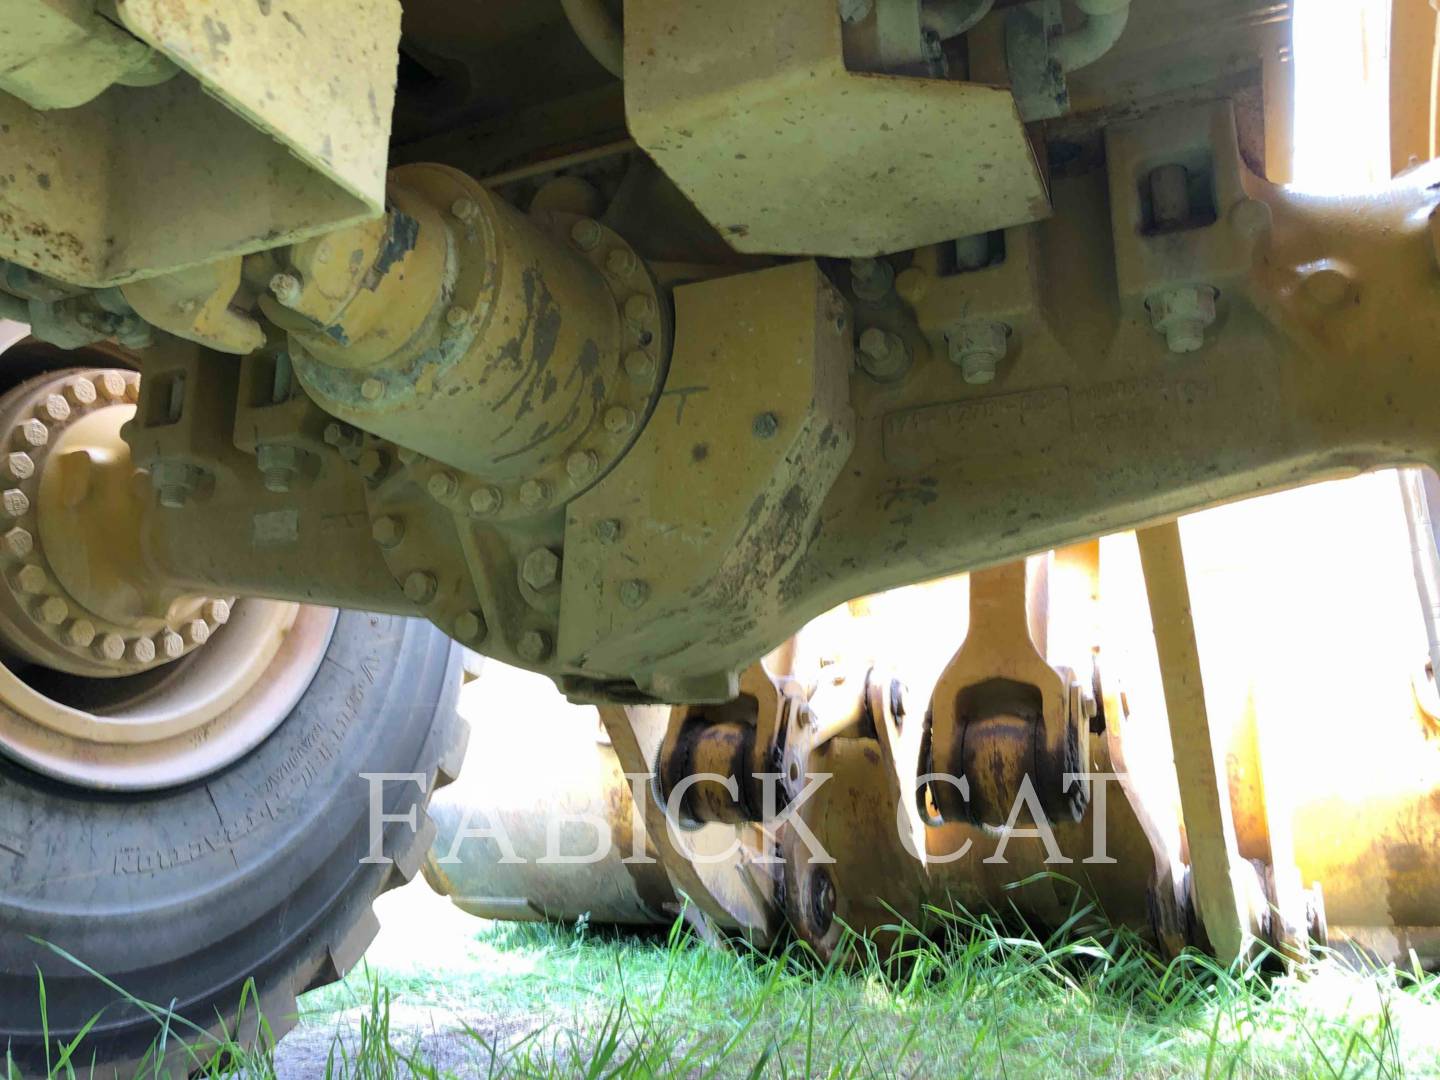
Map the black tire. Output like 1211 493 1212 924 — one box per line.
0 610 467 1077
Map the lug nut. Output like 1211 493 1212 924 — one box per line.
427 471 459 500
571 219 603 251
66 378 97 408
372 516 406 549
470 486 503 516
159 630 184 659
603 406 635 435
184 620 210 646
130 637 156 663
40 394 70 423
205 599 231 625
454 610 487 643
451 197 479 222
624 294 657 326
38 597 68 625
66 619 96 648
98 372 127 402
518 479 550 509
566 450 597 481
949 321 1010 384
619 579 650 609
607 249 639 278
623 351 654 382
521 548 561 590
269 272 303 307
97 633 126 662
16 564 46 594
517 629 551 663
403 570 438 604
6 453 33 481
2 489 29 518
3 527 32 558
19 419 47 447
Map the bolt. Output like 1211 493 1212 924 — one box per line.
356 448 389 481
66 619 95 648
594 519 621 544
403 570 437 604
360 378 385 402
184 620 209 646
624 294 657 326
517 629 551 663
19 419 47 447
66 378 97 408
519 479 551 509
40 394 70 423
896 267 930 305
566 449 597 481
470 485 503 515
38 597 67 625
323 422 363 456
451 197 479 222
16 564 46 594
256 444 304 494
98 372 127 402
850 257 895 302
7 453 33 481
427 471 460 501
3 527 32 558
1147 286 1218 354
624 350 654 382
130 636 156 663
2 489 29 518
603 406 635 435
152 461 201 509
752 412 780 439
948 321 1010 384
445 306 470 329
607 249 639 278
571 218 603 251
97 633 126 662
372 516 406 549
619 579 650 609
269 272 303 307
160 630 184 659
521 547 561 590
857 327 911 382
205 599 231 625
454 610 487 643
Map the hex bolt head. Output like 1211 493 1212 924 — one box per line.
98 372 127 402
40 394 70 423
66 378 97 408
949 321 1010 384
623 351 654 383
403 570 438 604
857 328 911 383
517 630 551 663
3 527 32 558
372 515 406 549
360 378 385 402
7 453 33 481
1147 286 1218 354
16 564 46 594
607 249 639 278
19 419 48 447
427 471 459 500
160 630 184 659
323 422 359 451
2 489 30 517
571 219 603 251
594 519 622 544
130 636 156 663
752 412 780 439
624 294 657 326
470 486 503 515
269 272 303 307
38 596 68 625
850 257 895 302
356 449 389 481
454 610 487 643
619 579 650 609
66 619 96 648
205 599 231 625
184 620 210 646
97 633 126 662
518 478 551 509
445 306 470 329
451 197 479 222
566 450 597 481
603 406 635 435
521 547 561 590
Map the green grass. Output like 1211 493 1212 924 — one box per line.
12 903 1440 1078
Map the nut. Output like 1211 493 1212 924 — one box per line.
470 486 503 515
857 328 910 383
603 406 635 435
160 630 184 659
948 321 1010 384
850 257 895 302
269 272 303 306
257 444 304 494
40 394 70 423
403 570 438 604
372 516 406 549
96 633 126 662
451 197 479 222
594 519 622 544
66 378 97 407
517 629 551 663
619 579 650 609
205 599 231 625
571 219 603 251
152 461 202 509
323 422 363 454
130 636 156 663
98 372 127 402
2 489 29 517
1147 286 1218 354
16 564 46 594
38 596 67 625
607 249 639 278
454 610 487 643
427 472 459 500
623 351 654 382
518 478 550 509
521 548 561 590
6 453 33 481
624 294 657 326
566 450 597 481
3 527 32 558
184 620 210 646
752 412 780 439
360 378 385 402
66 619 95 648
19 419 47 447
